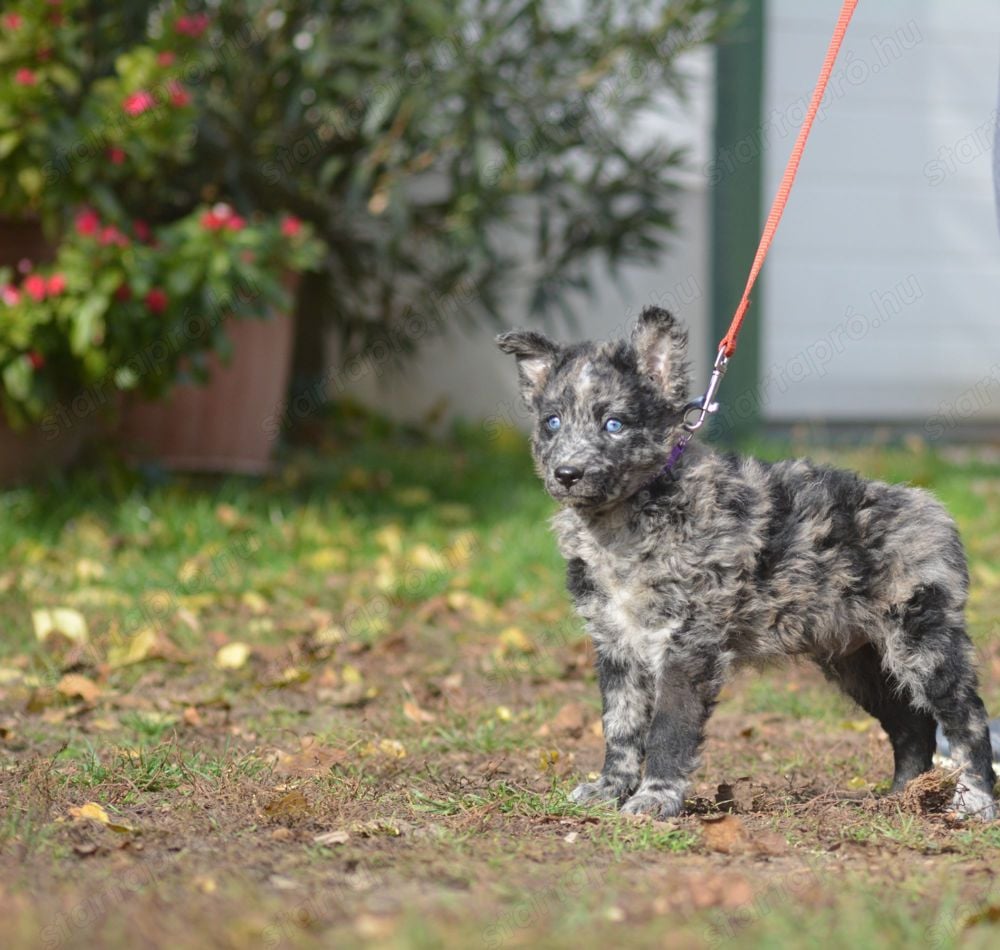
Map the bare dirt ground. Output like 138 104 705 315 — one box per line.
4 632 1000 950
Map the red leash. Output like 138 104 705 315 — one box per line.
718 0 860 360
671 0 859 453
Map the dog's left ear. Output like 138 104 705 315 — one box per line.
496 329 561 402
631 306 690 406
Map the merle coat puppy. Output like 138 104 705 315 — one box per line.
496 307 997 820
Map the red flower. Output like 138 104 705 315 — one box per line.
75 208 100 236
46 273 67 295
175 13 210 38
133 219 151 242
280 215 303 237
27 351 46 371
123 90 156 116
0 285 20 306
24 274 47 302
145 287 168 314
200 210 224 230
108 147 126 165
114 282 132 302
157 51 177 67
201 203 239 231
99 225 129 247
15 68 37 87
3 13 22 30
168 80 191 108
37 47 53 62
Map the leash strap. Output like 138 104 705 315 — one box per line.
718 0 860 359
663 0 860 475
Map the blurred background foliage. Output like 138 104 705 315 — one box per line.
162 0 724 392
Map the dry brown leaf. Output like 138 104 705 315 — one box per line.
214 503 246 529
351 819 401 838
495 626 535 657
274 738 347 777
402 700 436 724
715 778 754 814
549 702 587 737
314 830 350 846
264 789 311 821
700 814 751 854
57 673 101 704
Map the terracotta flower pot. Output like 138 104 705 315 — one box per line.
0 416 94 486
118 310 296 474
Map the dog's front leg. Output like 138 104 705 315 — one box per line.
621 643 726 819
570 649 652 806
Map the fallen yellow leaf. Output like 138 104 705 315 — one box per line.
496 626 535 657
378 739 407 759
303 548 348 571
241 591 269 615
341 664 363 685
215 642 251 670
193 875 217 894
107 627 159 669
70 801 109 824
33 608 89 645
75 558 106 582
374 523 403 555
406 544 445 571
538 749 560 772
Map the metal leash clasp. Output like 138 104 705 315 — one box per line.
681 347 729 434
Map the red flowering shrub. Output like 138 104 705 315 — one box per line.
0 206 321 423
0 3 325 425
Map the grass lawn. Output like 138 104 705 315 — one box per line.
2 413 1000 949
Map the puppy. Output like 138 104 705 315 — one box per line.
497 307 997 820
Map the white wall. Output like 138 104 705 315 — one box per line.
761 0 1000 429
336 48 717 430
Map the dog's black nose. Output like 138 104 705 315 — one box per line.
555 465 584 488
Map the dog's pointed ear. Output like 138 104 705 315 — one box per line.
631 306 690 406
496 329 561 401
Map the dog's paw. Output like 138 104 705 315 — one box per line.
951 783 997 821
620 785 684 820
569 776 633 806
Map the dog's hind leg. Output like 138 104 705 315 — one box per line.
883 585 997 820
821 642 936 792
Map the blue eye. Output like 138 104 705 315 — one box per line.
604 418 624 433
545 415 561 431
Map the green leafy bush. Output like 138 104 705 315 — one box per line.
0 0 723 424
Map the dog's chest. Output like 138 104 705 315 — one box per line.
561 516 686 670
